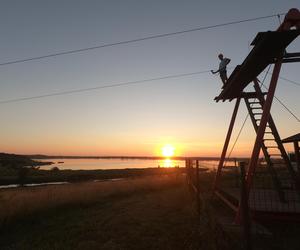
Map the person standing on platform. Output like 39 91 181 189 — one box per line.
211 53 231 88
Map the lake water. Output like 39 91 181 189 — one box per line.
36 158 226 171
0 159 237 189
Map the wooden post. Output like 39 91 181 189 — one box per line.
185 159 190 185
196 160 201 214
240 161 252 250
294 141 300 172
196 160 200 191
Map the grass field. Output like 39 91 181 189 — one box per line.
0 174 237 250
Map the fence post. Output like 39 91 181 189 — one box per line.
196 160 201 214
240 161 252 250
235 159 239 188
186 159 193 191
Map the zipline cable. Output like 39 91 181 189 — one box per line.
1 67 299 105
0 13 285 67
261 84 300 122
0 70 211 104
278 76 300 87
263 64 300 87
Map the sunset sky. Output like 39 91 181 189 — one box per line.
0 0 299 157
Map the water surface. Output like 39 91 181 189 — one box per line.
36 158 234 170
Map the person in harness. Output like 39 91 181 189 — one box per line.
211 53 231 88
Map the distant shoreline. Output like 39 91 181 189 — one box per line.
0 167 188 186
28 155 249 161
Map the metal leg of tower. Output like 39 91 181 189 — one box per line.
213 97 241 191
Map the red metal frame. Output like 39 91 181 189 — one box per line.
277 8 300 31
213 8 300 224
235 10 300 223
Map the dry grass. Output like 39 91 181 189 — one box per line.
0 174 241 250
0 175 180 226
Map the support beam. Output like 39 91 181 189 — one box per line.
213 97 241 191
282 58 300 63
284 52 300 58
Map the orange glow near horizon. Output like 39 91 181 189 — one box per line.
2 136 297 158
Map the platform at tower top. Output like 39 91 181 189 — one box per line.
215 29 300 102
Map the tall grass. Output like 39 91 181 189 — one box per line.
0 175 181 227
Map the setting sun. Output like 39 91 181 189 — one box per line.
162 144 175 157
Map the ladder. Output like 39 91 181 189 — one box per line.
243 82 298 202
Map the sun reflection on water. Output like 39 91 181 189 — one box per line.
158 158 178 168
164 158 172 168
